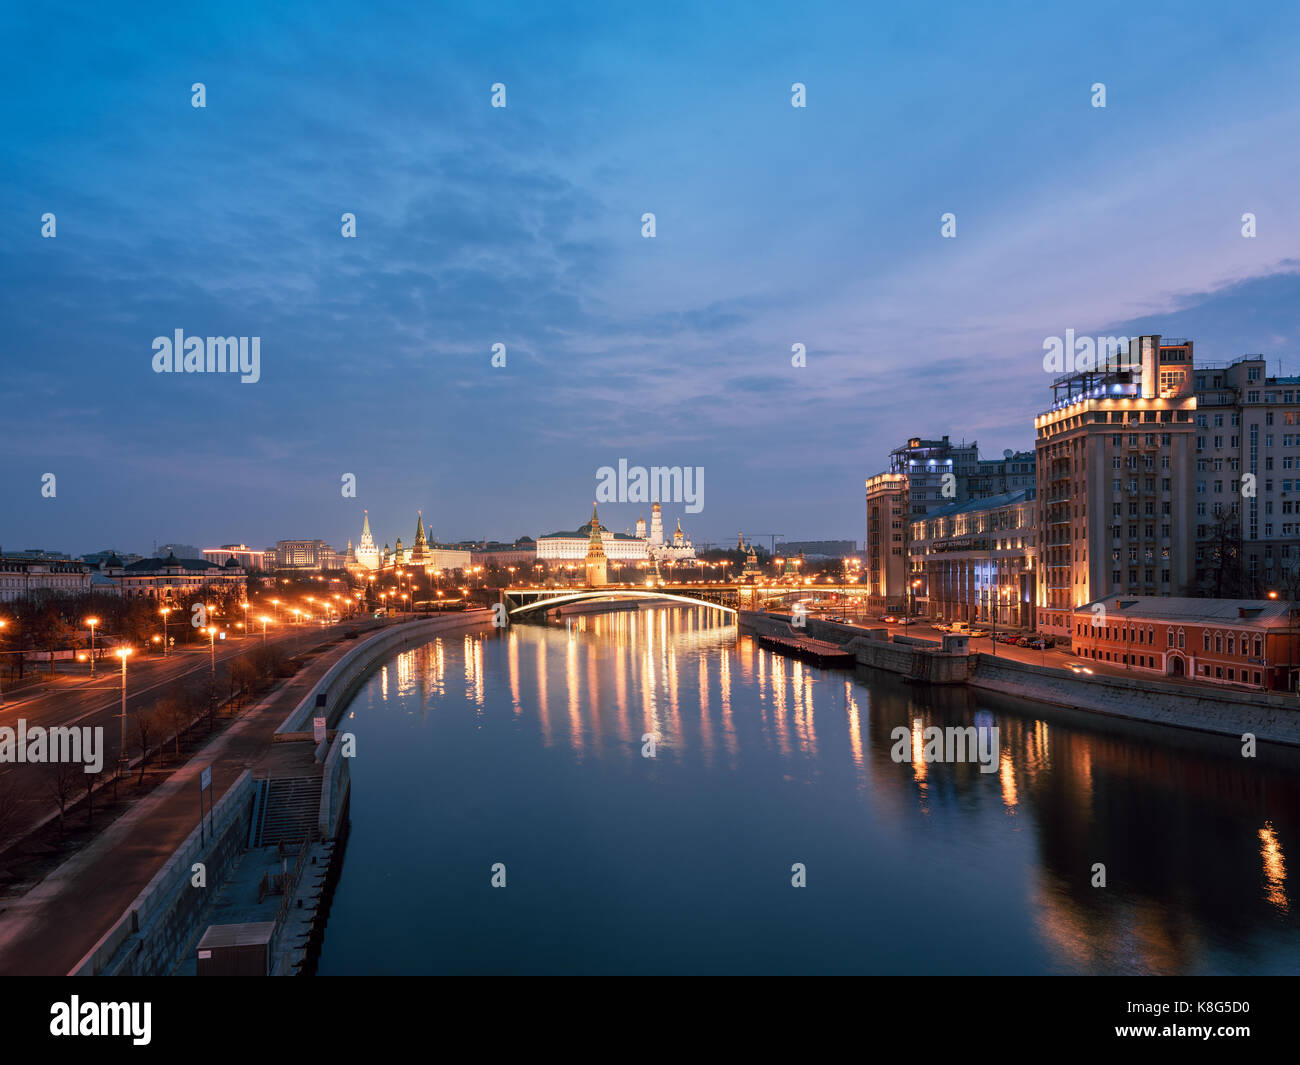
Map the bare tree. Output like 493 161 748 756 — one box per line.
135 709 157 785
46 761 78 834
0 775 24 846
82 767 100 827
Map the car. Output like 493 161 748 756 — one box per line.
1069 663 1093 674
1015 636 1033 647
881 615 898 624
966 629 989 638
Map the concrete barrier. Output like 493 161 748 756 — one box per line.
277 610 492 734
971 654 1300 746
70 771 257 976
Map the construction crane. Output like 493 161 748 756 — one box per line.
743 533 785 555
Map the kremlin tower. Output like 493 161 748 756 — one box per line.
584 503 608 587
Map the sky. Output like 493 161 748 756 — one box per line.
3 0 1300 557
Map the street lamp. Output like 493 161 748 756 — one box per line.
259 615 270 642
86 616 100 676
0 617 7 706
116 647 133 781
159 606 171 656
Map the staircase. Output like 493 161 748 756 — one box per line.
252 777 322 847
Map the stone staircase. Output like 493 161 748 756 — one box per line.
251 777 322 847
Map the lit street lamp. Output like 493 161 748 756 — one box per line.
86 616 100 677
116 647 133 782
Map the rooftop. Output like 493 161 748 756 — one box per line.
1077 595 1295 627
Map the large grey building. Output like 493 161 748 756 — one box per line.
1193 356 1300 597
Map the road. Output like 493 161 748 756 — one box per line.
0 618 383 850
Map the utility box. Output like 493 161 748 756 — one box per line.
195 922 275 976
942 634 970 654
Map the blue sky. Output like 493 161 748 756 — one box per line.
3 0 1300 556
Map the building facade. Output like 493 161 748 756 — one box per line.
102 553 247 600
1193 356 1300 597
1070 594 1298 692
909 489 1037 628
273 539 345 571
202 543 269 570
1034 335 1199 641
865 473 908 609
0 556 93 603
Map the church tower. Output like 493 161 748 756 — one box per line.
410 510 429 567
355 509 380 570
649 502 664 546
584 503 608 587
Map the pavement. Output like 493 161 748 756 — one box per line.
0 623 373 976
0 621 375 851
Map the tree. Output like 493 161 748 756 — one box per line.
46 761 78 834
1196 516 1249 598
82 767 100 826
135 709 157 784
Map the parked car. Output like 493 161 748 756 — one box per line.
1015 636 1033 647
881 615 898 624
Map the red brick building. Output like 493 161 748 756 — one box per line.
1071 595 1300 692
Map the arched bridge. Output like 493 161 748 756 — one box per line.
499 583 819 620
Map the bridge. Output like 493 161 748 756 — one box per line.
498 583 872 621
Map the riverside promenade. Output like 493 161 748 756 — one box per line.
0 612 487 976
740 610 1300 748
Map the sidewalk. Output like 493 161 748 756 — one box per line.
0 634 362 976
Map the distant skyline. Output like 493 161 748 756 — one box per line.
5 2 1300 555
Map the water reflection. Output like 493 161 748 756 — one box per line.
323 605 1300 975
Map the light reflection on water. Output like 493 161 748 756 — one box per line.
318 606 1299 975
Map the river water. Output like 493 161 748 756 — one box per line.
315 606 1299 975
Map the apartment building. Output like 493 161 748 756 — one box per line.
864 436 1027 612
909 489 1037 628
1193 356 1300 597
1034 335 1199 642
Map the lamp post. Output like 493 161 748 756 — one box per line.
241 601 250 638
86 616 100 677
0 617 7 707
116 647 132 783
259 616 270 642
159 607 171 656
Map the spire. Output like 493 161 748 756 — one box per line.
361 509 372 539
415 509 427 546
588 503 602 543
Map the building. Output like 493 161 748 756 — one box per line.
971 450 1037 496
865 473 908 609
273 539 345 571
353 511 381 571
202 544 269 570
0 555 93 603
1034 335 1198 641
909 489 1037 628
469 539 537 570
778 540 859 560
1070 594 1299 692
584 504 608 586
154 543 204 560
645 502 696 562
864 436 1034 612
101 552 247 601
1193 355 1300 597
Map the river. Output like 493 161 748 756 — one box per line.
315 605 1299 975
